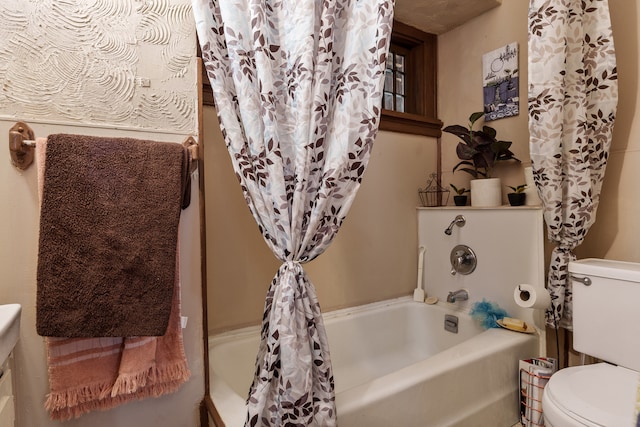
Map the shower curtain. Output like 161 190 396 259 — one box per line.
528 0 618 329
192 0 394 425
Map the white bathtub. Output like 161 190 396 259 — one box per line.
209 297 539 427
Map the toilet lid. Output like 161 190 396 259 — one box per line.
545 363 638 426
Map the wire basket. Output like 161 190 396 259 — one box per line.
418 173 450 207
519 358 557 427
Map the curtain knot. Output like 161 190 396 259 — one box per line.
280 260 304 274
555 246 574 253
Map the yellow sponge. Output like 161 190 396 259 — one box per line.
502 317 525 329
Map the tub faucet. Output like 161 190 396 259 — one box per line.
446 289 469 303
444 215 466 235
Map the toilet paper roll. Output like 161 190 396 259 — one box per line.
514 284 551 309
524 166 542 206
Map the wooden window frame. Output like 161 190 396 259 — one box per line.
200 20 442 137
199 43 215 107
379 21 442 137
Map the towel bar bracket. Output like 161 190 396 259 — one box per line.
9 121 35 170
182 135 199 174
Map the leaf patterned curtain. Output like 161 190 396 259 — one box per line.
528 0 618 329
192 0 394 425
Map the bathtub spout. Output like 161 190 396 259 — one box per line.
446 289 469 303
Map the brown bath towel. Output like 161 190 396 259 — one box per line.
36 134 189 337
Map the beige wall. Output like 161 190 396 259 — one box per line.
204 3 531 334
203 109 438 333
438 0 640 366
438 0 640 264
438 0 530 198
205 0 640 342
576 0 640 262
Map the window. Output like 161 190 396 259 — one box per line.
200 21 442 137
379 21 442 137
384 47 409 113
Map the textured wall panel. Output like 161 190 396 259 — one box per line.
0 0 196 133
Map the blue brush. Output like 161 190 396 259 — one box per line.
470 299 508 329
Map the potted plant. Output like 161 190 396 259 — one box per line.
443 112 521 206
507 184 527 206
450 184 469 206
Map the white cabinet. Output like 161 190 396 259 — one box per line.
0 354 15 427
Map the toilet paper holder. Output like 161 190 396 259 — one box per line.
515 284 552 309
517 285 531 301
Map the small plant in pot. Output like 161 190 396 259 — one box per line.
444 112 521 206
450 184 469 206
507 184 527 206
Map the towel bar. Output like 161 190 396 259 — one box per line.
8 121 199 173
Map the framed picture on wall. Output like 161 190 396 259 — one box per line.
482 42 519 121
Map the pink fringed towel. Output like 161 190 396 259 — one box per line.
36 134 189 337
35 138 190 420
44 258 191 420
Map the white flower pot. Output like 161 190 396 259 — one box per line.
470 178 502 207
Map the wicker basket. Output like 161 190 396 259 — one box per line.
418 173 450 207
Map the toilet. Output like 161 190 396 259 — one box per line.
542 258 640 427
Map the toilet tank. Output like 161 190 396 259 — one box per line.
570 258 640 371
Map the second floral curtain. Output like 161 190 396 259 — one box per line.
528 0 618 328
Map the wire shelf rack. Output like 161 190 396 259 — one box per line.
418 173 450 207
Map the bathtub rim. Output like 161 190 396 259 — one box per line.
335 326 538 417
208 296 541 426
209 295 478 345
208 296 466 426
